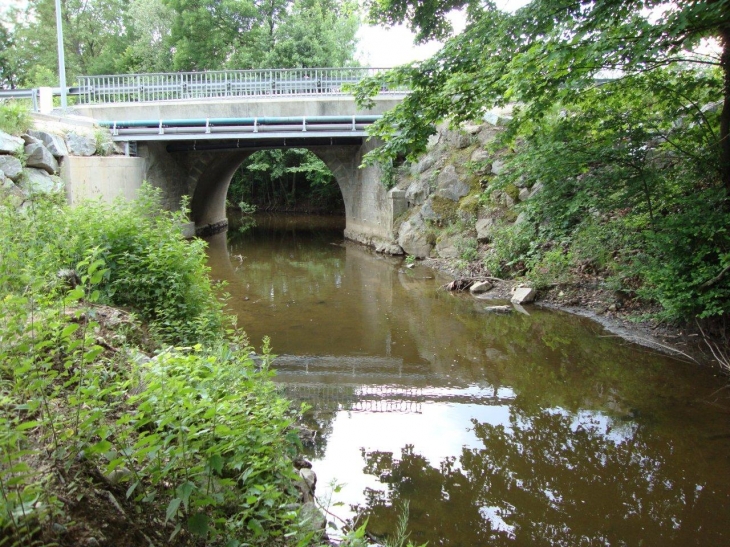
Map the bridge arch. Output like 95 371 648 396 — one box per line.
187 146 359 234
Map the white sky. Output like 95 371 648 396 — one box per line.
356 1 531 68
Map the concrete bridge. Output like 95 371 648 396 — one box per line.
62 68 408 249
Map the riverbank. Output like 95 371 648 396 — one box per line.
420 255 725 371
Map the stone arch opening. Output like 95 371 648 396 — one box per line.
189 146 360 236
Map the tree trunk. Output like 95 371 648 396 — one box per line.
720 27 730 195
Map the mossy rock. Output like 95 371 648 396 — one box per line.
431 195 459 224
504 183 520 202
458 193 481 218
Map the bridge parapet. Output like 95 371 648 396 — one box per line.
77 67 403 105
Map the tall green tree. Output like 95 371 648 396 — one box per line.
8 0 134 85
359 0 729 187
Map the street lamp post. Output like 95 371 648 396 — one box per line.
54 0 67 109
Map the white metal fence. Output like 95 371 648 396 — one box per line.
77 67 399 104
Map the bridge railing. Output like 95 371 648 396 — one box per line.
77 67 403 105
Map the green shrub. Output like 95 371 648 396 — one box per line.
0 185 223 344
0 101 32 135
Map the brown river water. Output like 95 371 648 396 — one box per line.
206 212 730 546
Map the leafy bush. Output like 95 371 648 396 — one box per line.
0 101 32 135
0 187 307 545
0 185 223 344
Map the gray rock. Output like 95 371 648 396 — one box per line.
420 197 440 221
0 178 26 207
475 218 495 242
462 123 483 135
0 130 24 154
435 235 460 259
477 126 500 146
398 213 432 258
529 182 544 198
299 468 317 493
299 501 326 532
436 165 470 201
29 130 69 157
511 286 537 304
20 168 64 194
412 154 436 175
0 155 23 180
426 132 441 149
491 159 507 175
376 241 404 255
514 211 528 225
470 148 490 164
25 143 59 174
470 281 494 294
518 187 530 201
405 177 431 206
449 131 471 149
105 467 132 485
483 111 513 126
66 131 96 156
22 134 41 145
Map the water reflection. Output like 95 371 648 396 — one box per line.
206 213 730 545
357 406 730 546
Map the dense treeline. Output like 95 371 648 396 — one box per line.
356 0 730 327
0 0 359 86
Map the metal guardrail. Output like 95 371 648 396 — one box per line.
0 88 39 111
97 115 382 142
77 67 400 104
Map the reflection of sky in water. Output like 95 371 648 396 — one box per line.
313 402 512 523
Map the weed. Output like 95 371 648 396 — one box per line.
0 101 32 135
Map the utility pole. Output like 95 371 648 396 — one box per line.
54 0 67 109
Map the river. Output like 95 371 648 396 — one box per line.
206 212 730 546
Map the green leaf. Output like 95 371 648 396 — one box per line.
165 497 182 523
187 512 210 537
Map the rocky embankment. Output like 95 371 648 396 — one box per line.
387 115 721 366
0 122 121 206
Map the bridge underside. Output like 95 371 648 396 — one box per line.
135 137 406 252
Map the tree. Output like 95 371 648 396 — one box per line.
358 1 730 188
354 0 730 320
0 22 17 88
8 0 134 85
261 0 359 68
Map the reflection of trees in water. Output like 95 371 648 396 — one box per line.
356 406 729 546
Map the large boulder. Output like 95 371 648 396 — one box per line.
511 286 537 304
435 235 460 259
28 130 69 157
19 168 64 194
0 155 23 181
0 130 24 154
405 177 431 206
25 143 59 174
436 165 470 201
491 159 507 175
65 132 96 156
420 197 440 221
398 213 432 258
470 149 492 174
476 218 496 242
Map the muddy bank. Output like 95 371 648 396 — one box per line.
420 254 724 370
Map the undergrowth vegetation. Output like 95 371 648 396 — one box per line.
0 187 314 546
482 69 730 322
0 101 32 136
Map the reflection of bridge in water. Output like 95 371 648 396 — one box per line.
273 355 516 414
